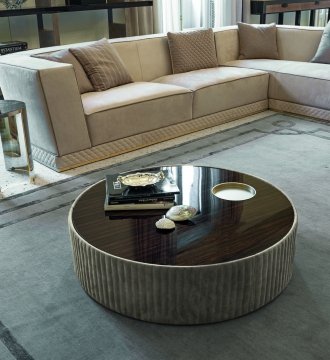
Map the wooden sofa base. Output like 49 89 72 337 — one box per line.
32 100 268 172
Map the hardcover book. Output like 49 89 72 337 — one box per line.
68 0 106 5
104 199 175 211
0 41 28 56
109 195 175 205
107 208 168 219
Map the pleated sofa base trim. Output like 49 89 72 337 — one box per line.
269 99 330 122
31 100 268 172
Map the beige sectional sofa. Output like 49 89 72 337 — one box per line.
0 25 328 171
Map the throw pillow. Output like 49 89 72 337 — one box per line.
32 49 94 94
167 29 218 74
311 20 330 63
69 39 133 92
238 22 279 60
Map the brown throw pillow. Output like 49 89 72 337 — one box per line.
69 39 133 92
238 22 279 60
311 20 330 64
167 29 218 74
32 49 94 94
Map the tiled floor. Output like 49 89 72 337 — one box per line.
0 111 274 197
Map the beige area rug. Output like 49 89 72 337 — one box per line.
0 111 274 197
0 111 329 360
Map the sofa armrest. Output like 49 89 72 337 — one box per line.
0 56 91 157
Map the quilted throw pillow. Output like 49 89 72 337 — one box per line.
69 39 133 92
167 29 218 74
311 20 330 63
238 22 279 60
32 49 94 94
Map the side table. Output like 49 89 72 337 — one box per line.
0 100 35 195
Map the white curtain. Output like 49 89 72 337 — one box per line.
182 0 209 29
315 10 329 26
153 0 181 33
125 6 154 36
214 0 242 27
242 0 251 23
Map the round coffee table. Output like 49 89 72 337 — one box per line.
68 166 297 324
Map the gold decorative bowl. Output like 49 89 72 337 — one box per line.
117 171 165 187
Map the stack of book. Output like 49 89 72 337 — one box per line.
0 41 28 56
104 169 180 211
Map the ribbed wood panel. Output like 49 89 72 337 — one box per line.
69 221 297 324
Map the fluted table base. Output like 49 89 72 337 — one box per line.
68 222 296 324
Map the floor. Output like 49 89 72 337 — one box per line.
0 111 274 197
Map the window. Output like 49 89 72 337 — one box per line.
156 0 242 33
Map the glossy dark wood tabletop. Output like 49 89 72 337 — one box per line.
71 166 295 266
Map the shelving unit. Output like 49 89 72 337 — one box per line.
0 0 153 47
251 0 330 25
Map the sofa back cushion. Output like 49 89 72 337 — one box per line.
277 25 323 61
111 35 173 82
69 38 133 91
110 40 143 81
214 25 325 64
214 26 239 65
27 35 173 83
32 49 94 94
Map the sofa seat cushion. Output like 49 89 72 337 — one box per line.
225 60 330 111
81 82 193 146
153 67 269 118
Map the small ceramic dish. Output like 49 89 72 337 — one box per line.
212 182 256 201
